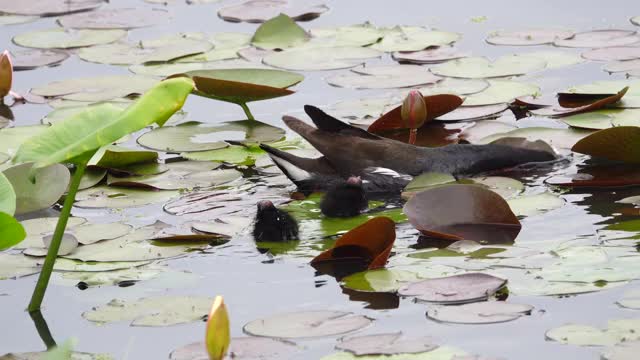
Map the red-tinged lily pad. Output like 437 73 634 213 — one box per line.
392 46 469 64
582 47 640 62
176 68 303 105
243 310 372 339
10 49 69 70
57 8 170 29
571 126 640 163
530 87 628 117
336 333 439 356
403 184 521 244
311 217 396 270
554 30 640 48
218 0 328 23
0 0 104 16
368 94 463 133
545 164 640 188
398 273 507 304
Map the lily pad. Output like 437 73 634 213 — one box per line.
108 168 241 190
0 253 40 279
617 288 640 309
327 65 442 89
604 59 640 73
582 47 640 62
322 346 469 360
263 46 382 71
603 341 640 360
57 8 170 29
554 30 640 48
74 186 179 208
507 192 565 217
0 0 104 16
403 184 521 244
243 310 372 338
192 216 252 239
31 75 158 102
572 126 640 163
398 273 506 304
368 94 463 133
486 28 574 45
0 14 39 25
519 50 585 68
371 26 460 52
475 127 591 149
78 39 213 65
13 28 126 49
309 23 386 48
341 269 422 293
10 49 69 70
251 13 309 50
218 0 328 23
436 104 508 121
0 172 16 215
171 337 300 360
427 302 532 324
430 55 546 79
392 46 469 64
83 296 213 326
336 333 438 356
545 323 629 346
2 162 70 215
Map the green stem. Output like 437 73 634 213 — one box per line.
28 162 87 313
30 310 57 350
239 102 255 120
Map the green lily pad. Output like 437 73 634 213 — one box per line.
309 23 385 47
564 80 640 96
519 50 585 68
392 46 469 64
554 30 640 48
57 8 171 29
129 59 267 77
417 78 489 96
486 28 574 45
583 47 640 62
0 14 38 25
402 172 456 199
79 39 213 65
182 145 264 165
0 0 104 16
176 32 251 63
475 127 592 149
218 0 328 23
0 212 26 250
427 302 532 324
251 13 309 50
77 168 107 189
31 75 158 102
371 26 460 52
171 337 300 360
0 172 16 215
604 59 640 74
10 49 70 70
633 16 640 26
56 266 163 287
572 126 640 163
435 104 508 121
108 168 241 190
507 192 565 217
602 341 640 360
88 145 158 169
0 253 40 279
431 55 546 79
341 269 421 293
74 186 179 208
263 46 382 71
327 65 442 89
321 346 468 360
336 333 438 356
2 162 70 215
545 321 640 346
243 310 373 339
0 153 9 165
13 28 127 49
83 296 214 326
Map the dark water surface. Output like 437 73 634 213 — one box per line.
1 0 640 359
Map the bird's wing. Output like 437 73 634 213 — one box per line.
303 105 382 140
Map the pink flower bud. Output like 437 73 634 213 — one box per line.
400 90 427 130
0 50 13 98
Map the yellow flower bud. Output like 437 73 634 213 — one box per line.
205 296 230 360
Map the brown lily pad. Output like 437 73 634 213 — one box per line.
368 94 463 132
0 0 104 16
57 8 170 29
403 184 521 244
572 126 640 163
531 87 628 117
311 217 396 270
218 0 328 23
545 164 640 187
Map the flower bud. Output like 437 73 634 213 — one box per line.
400 90 427 130
206 296 230 360
0 50 13 98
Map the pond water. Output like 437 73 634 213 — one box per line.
1 0 640 359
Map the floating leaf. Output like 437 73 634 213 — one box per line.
430 55 546 79
83 296 214 326
205 296 230 360
79 39 213 65
171 337 300 360
554 30 640 48
427 302 532 324
0 0 104 16
602 341 640 360
572 126 640 163
251 13 309 50
462 80 539 106
436 104 508 121
403 184 521 243
336 333 438 356
2 163 70 214
583 47 640 62
192 216 252 239
398 273 506 304
31 75 158 102
327 65 442 89
401 172 456 199
0 212 26 250
475 127 591 150
617 288 640 309
0 172 16 215
13 28 127 49
74 186 178 208
546 164 640 188
263 46 382 71
371 26 460 52
368 94 462 133
322 346 468 360
108 168 241 190
218 0 328 23
57 8 171 29
531 87 628 117
311 217 396 270
341 269 422 293
10 49 69 71
0 14 38 25
392 46 468 64
243 310 372 338
309 23 385 48
486 28 574 45
519 50 585 68
507 192 565 217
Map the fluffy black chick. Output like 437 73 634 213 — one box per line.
253 200 299 242
320 176 368 218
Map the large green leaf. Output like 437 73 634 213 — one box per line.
0 212 26 250
0 172 15 215
182 68 303 104
14 78 195 170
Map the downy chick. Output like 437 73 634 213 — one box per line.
253 200 299 242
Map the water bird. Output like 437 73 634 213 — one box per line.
252 200 299 242
320 176 368 218
261 105 556 192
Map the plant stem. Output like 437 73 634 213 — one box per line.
409 129 417 145
28 162 87 313
30 310 57 350
239 102 255 120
